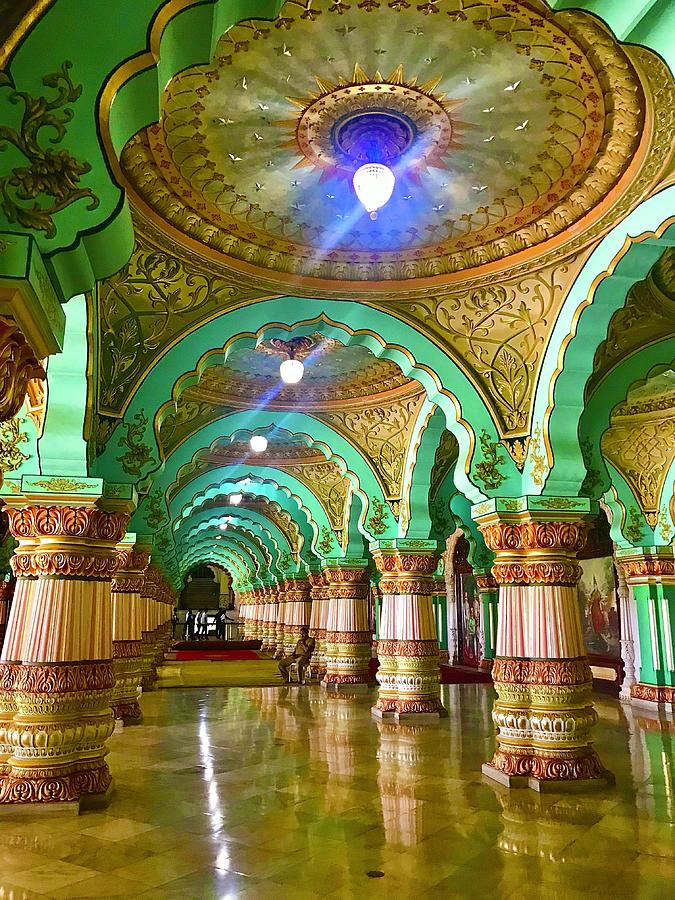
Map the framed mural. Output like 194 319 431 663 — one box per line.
457 572 483 668
578 557 621 658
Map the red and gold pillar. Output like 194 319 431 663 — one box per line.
282 577 312 657
476 571 498 672
0 499 128 806
274 583 287 657
0 579 14 650
476 504 613 790
111 544 149 725
371 542 445 720
139 568 159 691
260 585 279 652
322 562 372 692
308 572 328 678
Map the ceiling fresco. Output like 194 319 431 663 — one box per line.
118 0 665 286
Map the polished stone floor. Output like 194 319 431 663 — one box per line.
0 683 673 898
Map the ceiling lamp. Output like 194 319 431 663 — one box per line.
279 355 304 384
353 163 396 220
229 493 243 505
250 434 268 453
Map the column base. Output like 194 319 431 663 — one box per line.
372 706 446 723
323 681 370 694
482 762 615 793
111 700 143 725
630 683 675 710
0 763 113 808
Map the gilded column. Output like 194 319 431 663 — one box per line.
139 568 159 691
274 582 287 657
308 572 328 678
111 545 149 725
261 585 279 652
617 547 675 709
475 570 498 672
0 501 128 806
282 578 312 657
371 542 446 721
475 503 613 790
0 579 14 650
0 538 37 781
322 561 371 692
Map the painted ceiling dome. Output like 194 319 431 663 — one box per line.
115 0 669 288
181 336 413 409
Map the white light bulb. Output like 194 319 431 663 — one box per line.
229 493 243 505
279 357 304 384
353 163 396 219
250 434 268 453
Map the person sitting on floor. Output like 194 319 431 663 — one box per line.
278 626 315 683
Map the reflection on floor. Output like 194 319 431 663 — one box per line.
156 658 280 688
0 684 672 898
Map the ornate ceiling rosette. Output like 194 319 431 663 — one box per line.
114 0 669 288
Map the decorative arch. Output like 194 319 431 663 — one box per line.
529 193 675 495
94 304 511 502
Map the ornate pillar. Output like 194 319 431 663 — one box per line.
0 579 14 649
617 547 674 709
0 500 128 807
282 577 312 657
475 503 613 790
274 583 287 656
432 573 450 665
139 568 159 690
322 561 371 692
371 542 446 721
110 544 149 725
475 570 498 672
259 586 275 652
308 572 328 678
615 558 638 702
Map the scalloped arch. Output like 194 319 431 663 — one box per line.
529 191 675 495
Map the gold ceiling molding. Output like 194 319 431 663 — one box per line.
386 253 588 435
186 491 302 555
280 460 349 531
602 395 675 527
181 354 412 410
587 252 675 400
110 0 672 289
315 387 427 500
96 226 272 417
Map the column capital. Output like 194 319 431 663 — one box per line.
615 546 675 584
371 543 439 595
474 511 588 587
4 503 129 579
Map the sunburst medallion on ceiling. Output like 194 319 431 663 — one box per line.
114 0 664 286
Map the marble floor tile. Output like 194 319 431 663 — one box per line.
0 683 671 898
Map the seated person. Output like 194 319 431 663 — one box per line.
278 626 315 683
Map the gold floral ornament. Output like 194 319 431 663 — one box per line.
624 506 646 546
367 495 389 536
474 429 506 491
143 490 168 529
279 551 292 570
32 477 89 491
0 62 99 238
318 525 336 555
117 409 156 477
0 417 29 474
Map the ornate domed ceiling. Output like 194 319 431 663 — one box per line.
181 335 412 409
116 0 667 287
